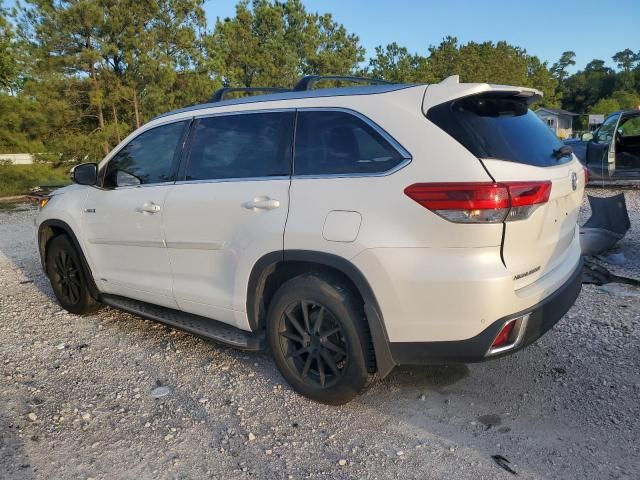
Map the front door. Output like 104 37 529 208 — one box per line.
586 113 619 179
81 120 189 308
163 111 295 330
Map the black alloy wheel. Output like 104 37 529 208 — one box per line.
278 300 349 388
46 235 100 315
51 249 82 305
266 273 372 404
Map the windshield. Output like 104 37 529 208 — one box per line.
427 93 568 167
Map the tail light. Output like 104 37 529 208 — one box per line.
583 165 589 185
404 181 551 224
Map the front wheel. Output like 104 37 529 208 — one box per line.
266 273 373 405
46 235 100 315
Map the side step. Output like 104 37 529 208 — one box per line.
101 294 264 351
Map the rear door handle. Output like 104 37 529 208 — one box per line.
139 202 161 214
243 197 280 211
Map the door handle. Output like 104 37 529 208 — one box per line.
243 197 280 211
139 202 161 214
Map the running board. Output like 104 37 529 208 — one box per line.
101 294 264 351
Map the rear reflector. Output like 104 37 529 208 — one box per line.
404 181 551 224
486 313 530 356
491 320 516 349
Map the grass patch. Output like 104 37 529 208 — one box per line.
0 164 71 197
0 202 19 211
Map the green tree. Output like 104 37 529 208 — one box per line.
612 48 639 72
208 0 364 88
590 97 620 115
562 59 616 113
364 42 431 83
0 6 18 93
551 51 576 83
15 0 211 161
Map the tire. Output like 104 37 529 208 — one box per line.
266 273 373 405
46 235 101 315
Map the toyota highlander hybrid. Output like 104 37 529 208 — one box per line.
36 75 585 404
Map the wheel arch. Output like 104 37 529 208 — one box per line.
38 219 100 299
247 250 396 377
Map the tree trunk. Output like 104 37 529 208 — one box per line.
90 65 109 155
132 86 141 129
112 104 121 143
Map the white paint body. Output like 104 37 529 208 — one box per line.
36 79 584 345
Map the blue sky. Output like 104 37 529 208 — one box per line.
203 0 640 72
5 0 639 71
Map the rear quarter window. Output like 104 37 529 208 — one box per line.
294 110 406 176
427 94 568 167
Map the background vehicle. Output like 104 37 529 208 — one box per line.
36 75 585 404
567 110 640 182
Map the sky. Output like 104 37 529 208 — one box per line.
203 0 640 72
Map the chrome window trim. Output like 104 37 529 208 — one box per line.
128 107 413 186
193 108 296 120
111 181 176 191
174 176 290 186
291 107 412 179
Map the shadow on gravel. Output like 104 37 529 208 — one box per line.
0 413 34 480
384 364 470 389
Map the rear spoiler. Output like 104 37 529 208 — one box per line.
423 75 543 114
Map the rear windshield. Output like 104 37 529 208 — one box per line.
427 93 567 167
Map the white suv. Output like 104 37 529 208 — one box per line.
36 75 585 404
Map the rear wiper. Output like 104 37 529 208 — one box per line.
552 145 573 160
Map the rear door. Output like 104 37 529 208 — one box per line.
163 110 294 330
427 93 585 289
615 114 640 178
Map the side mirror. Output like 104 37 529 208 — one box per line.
581 132 593 142
72 163 98 186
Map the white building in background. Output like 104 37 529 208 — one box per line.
535 108 579 139
0 153 34 165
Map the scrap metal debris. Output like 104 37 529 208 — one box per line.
580 194 630 256
491 455 517 475
582 258 640 287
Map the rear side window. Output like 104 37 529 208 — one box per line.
104 121 187 188
427 94 567 167
185 112 294 181
294 110 405 175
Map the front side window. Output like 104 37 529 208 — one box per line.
103 121 187 188
595 114 620 143
184 112 294 181
294 111 405 176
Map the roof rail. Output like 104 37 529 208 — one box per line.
210 87 291 103
293 75 394 92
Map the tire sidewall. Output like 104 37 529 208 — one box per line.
267 274 370 405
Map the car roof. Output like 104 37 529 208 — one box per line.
607 110 640 119
153 83 416 120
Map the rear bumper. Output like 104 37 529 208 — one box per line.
388 256 583 365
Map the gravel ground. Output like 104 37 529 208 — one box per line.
1 192 639 480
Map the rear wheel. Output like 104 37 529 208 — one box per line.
266 273 372 404
46 235 100 315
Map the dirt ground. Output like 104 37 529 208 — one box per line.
1 191 639 480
